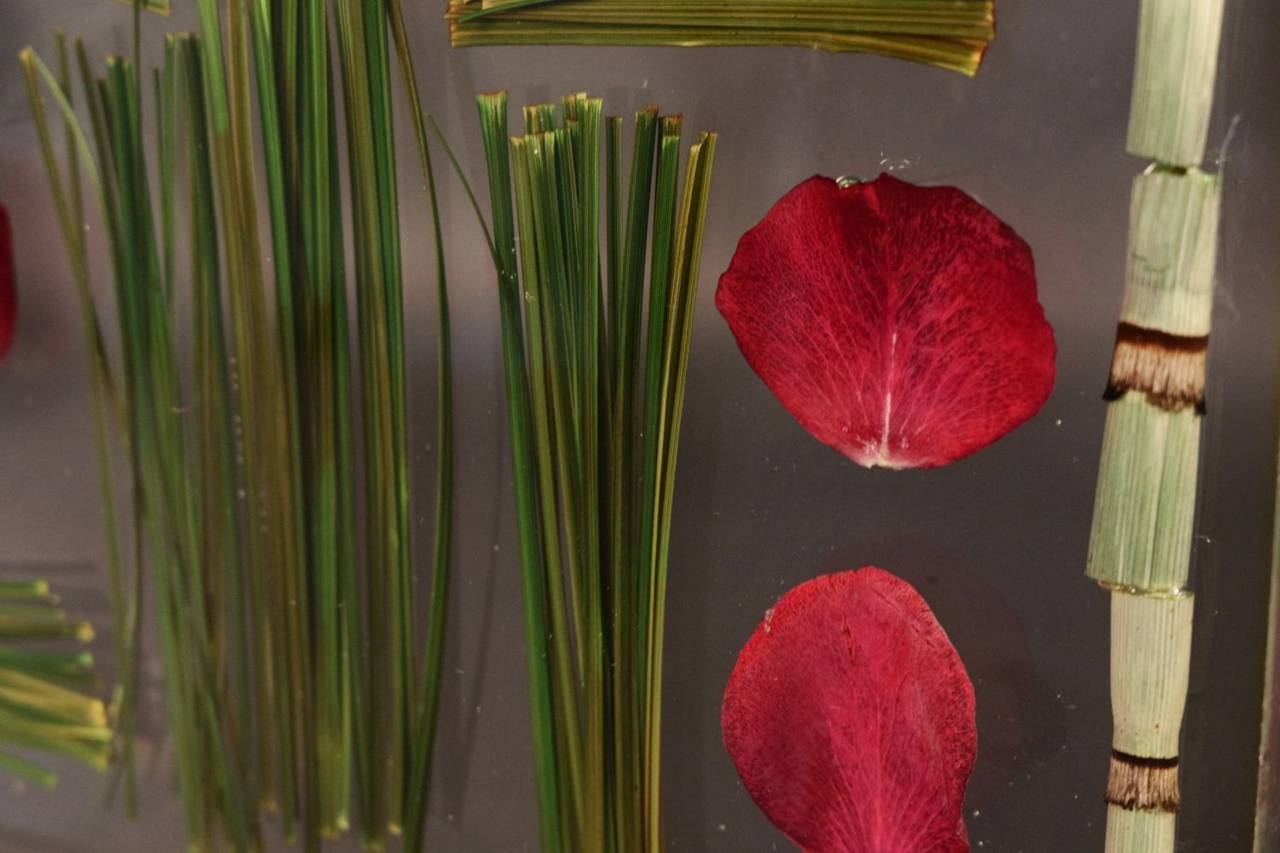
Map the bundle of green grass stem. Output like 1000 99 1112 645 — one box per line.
21 0 457 847
476 90 716 852
449 0 995 76
0 579 111 790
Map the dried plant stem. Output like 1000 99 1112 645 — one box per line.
1086 1 1226 850
0 581 109 789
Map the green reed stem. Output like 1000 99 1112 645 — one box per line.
478 90 716 853
479 91 564 853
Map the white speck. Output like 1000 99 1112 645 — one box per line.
1055 418 1063 426
717 824 727 832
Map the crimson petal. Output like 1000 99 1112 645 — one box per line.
716 175 1055 468
0 204 13 362
722 567 976 853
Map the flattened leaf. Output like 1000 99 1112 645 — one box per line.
716 175 1055 468
0 204 13 362
722 567 977 853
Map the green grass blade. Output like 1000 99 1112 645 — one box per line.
478 91 563 853
385 0 458 846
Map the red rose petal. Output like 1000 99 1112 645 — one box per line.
716 175 1055 468
0 204 13 362
722 567 976 853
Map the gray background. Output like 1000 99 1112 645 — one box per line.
2 0 1279 851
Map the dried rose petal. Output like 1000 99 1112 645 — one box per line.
0 204 13 362
716 175 1055 468
722 567 976 853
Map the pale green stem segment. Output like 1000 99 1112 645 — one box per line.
1127 0 1227 167
1106 807 1177 853
1088 169 1220 592
1120 168 1221 338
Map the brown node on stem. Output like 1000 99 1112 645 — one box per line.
1105 750 1181 813
1103 322 1207 413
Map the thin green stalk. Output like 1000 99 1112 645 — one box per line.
0 647 95 684
0 576 106 794
610 116 658 779
21 38 135 808
386 0 458 846
478 91 563 853
634 115 682 702
513 132 588 849
0 582 49 600
334 0 419 839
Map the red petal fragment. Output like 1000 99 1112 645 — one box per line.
716 175 1055 468
0 204 13 362
722 567 976 853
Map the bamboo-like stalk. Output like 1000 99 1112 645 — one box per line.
1086 0 1226 850
448 0 995 76
1127 0 1227 166
477 89 717 852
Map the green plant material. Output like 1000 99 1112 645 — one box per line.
0 647 95 684
1127 0 1227 166
0 581 111 790
21 30 140 810
0 582 50 599
477 91 563 853
24 0 457 845
332 0 412 840
449 0 994 76
1086 0 1226 849
478 89 717 852
1087 168 1220 592
1102 590 1193 850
